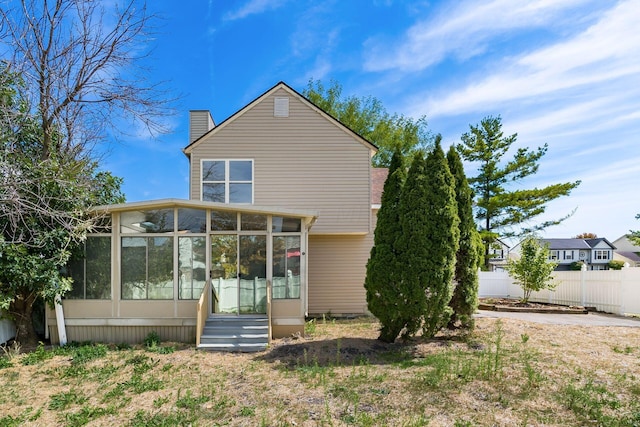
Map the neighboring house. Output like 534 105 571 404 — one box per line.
45 82 379 349
487 238 510 271
540 238 617 270
612 234 640 267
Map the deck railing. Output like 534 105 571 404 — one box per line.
196 280 211 347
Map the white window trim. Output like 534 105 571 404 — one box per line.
201 159 254 204
594 250 610 261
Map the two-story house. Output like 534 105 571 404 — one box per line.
487 238 510 271
540 238 617 270
46 82 378 350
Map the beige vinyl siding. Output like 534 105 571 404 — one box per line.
189 110 214 143
307 234 373 315
189 88 372 234
48 325 195 345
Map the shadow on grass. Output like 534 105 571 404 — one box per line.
256 337 406 367
255 334 473 368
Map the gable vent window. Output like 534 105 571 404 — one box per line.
274 97 289 117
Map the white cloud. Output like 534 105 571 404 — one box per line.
223 0 289 21
364 0 596 72
408 0 640 118
394 1 640 241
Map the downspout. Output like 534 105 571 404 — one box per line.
304 229 309 317
54 296 67 346
303 215 317 317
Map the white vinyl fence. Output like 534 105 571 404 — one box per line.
479 268 640 316
1 310 16 344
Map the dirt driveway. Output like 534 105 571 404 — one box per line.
475 309 640 327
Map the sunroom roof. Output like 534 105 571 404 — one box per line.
91 198 319 225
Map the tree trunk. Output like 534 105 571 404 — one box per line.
9 292 40 349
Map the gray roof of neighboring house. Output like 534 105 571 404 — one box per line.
540 238 616 250
540 239 592 250
617 251 640 262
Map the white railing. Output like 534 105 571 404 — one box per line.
479 268 640 315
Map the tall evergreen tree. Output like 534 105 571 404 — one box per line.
364 149 406 342
395 152 430 339
457 116 581 268
420 138 460 338
398 137 459 339
447 146 482 330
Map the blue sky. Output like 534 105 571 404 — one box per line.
104 0 640 242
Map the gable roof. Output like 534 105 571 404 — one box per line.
183 81 378 156
585 237 616 250
540 238 616 250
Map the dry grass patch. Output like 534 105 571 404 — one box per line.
1 317 639 426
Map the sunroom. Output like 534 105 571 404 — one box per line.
46 199 317 350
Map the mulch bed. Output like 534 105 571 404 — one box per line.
478 298 588 314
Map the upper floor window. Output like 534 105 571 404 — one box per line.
202 160 253 203
563 250 574 260
594 250 610 260
549 250 559 260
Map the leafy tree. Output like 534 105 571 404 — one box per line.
446 146 482 330
574 233 597 239
0 128 124 346
0 46 125 346
364 149 407 342
0 0 168 347
302 79 432 167
398 137 459 339
457 115 581 268
505 237 557 303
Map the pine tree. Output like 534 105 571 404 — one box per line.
447 146 482 330
457 116 580 268
364 149 406 342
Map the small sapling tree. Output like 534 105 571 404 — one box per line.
505 237 557 303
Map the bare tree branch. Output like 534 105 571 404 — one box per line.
0 0 175 160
